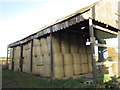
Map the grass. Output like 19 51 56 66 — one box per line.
2 70 119 88
0 58 10 61
2 70 97 88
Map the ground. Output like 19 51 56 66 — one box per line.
2 78 18 88
2 69 120 88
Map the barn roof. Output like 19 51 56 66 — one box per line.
8 4 94 47
8 1 119 48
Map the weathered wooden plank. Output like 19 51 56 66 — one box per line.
94 0 119 29
93 25 118 35
89 18 97 83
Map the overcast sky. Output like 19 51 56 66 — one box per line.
0 0 100 57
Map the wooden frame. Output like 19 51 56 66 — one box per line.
6 46 9 69
93 25 118 35
30 40 33 73
20 45 23 72
50 27 54 78
11 47 14 71
89 18 97 83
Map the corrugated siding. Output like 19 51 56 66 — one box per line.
94 0 119 29
8 14 86 47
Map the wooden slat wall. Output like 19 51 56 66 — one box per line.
82 0 119 29
95 0 119 29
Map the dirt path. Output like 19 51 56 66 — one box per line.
2 78 19 88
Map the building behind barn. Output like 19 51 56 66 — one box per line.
7 0 120 79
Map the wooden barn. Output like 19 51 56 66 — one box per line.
7 0 120 79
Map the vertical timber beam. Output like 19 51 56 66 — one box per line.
89 18 97 83
20 45 23 72
50 27 54 78
6 46 9 69
118 31 120 77
12 47 14 71
30 40 33 73
118 1 120 77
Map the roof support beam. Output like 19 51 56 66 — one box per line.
50 27 54 78
118 31 120 77
19 45 23 72
30 40 33 73
12 47 14 71
93 25 118 35
6 46 9 69
89 18 97 83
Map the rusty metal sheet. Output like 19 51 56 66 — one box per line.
8 14 86 48
8 3 94 48
8 0 120 48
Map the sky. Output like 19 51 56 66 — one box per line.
0 0 100 57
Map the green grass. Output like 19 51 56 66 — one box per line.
2 70 119 88
0 58 10 61
2 70 97 88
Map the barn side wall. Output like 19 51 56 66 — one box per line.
8 29 92 79
22 42 32 73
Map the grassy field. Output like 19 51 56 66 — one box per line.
0 58 10 61
2 70 119 88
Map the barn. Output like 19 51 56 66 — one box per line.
7 0 120 79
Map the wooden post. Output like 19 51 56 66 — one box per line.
118 31 120 77
30 40 33 73
20 45 23 72
118 1 120 77
6 46 9 69
89 18 97 83
50 27 53 78
12 47 14 71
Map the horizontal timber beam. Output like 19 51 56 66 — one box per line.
93 25 118 35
